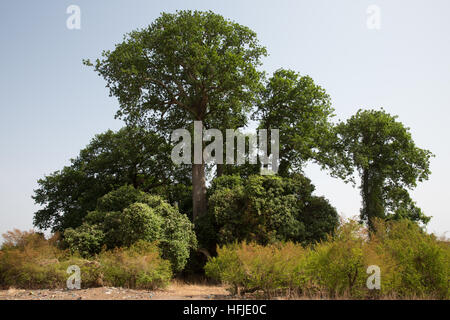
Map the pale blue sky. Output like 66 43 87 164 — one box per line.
0 0 449 237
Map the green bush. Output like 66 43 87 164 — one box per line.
150 200 198 272
120 203 163 246
63 224 105 257
64 185 197 272
200 174 339 253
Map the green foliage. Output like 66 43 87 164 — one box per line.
205 242 308 296
0 230 171 289
32 127 188 232
65 185 197 273
305 221 370 297
153 201 198 273
86 10 266 134
372 219 449 298
198 174 339 252
205 219 449 299
333 109 434 228
156 183 193 220
95 184 145 212
86 10 268 219
63 224 105 257
96 241 172 289
255 69 336 176
120 203 163 246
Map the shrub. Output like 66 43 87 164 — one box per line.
0 230 172 290
371 219 450 299
150 201 198 273
58 258 104 288
120 203 163 246
205 219 450 299
97 241 172 289
64 185 197 272
205 242 308 297
64 224 105 257
304 221 371 297
0 230 68 289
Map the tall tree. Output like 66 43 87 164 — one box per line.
86 10 267 219
333 109 433 230
254 69 336 176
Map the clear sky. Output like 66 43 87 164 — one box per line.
0 0 449 237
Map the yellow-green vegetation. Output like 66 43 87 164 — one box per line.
205 219 450 299
0 230 171 290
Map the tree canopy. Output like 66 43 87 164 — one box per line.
85 10 267 219
33 127 188 232
255 69 336 176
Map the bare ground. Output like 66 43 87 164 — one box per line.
0 281 232 300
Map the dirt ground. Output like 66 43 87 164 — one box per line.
0 281 232 300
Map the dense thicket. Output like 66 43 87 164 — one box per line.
205 219 449 299
196 174 339 254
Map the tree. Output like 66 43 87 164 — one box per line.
196 174 339 253
333 109 433 230
254 69 336 176
33 127 188 232
85 10 267 220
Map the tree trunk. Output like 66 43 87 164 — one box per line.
192 162 207 221
361 167 384 232
216 164 224 177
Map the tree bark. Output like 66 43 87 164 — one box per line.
216 164 224 177
361 167 385 232
192 162 207 220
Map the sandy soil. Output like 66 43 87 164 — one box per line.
0 282 232 300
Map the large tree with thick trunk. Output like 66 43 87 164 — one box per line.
86 10 266 220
